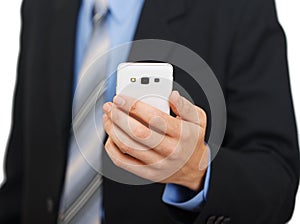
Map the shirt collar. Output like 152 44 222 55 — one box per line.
107 0 144 23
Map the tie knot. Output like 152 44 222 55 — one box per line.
93 0 108 25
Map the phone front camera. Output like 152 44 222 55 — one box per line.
141 77 149 84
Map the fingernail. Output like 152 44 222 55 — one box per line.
173 90 180 99
113 95 125 106
103 103 112 113
172 91 181 106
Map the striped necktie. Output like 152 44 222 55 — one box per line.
58 0 109 223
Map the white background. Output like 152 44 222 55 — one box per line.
0 1 299 222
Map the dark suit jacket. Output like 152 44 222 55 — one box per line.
0 0 299 223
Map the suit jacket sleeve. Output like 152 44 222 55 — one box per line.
168 0 299 223
0 1 27 223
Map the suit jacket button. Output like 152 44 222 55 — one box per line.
215 216 224 224
206 216 216 224
46 197 54 213
222 217 231 224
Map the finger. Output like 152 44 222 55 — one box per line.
107 103 171 148
169 91 207 128
111 94 181 137
105 138 154 178
105 138 144 166
103 114 163 165
103 107 179 157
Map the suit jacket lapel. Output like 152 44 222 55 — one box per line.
54 0 72 11
44 0 82 210
46 0 81 134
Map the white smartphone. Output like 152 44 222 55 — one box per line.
116 62 173 114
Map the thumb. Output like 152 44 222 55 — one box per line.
169 91 206 127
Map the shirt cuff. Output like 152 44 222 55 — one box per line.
162 152 211 212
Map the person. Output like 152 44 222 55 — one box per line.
0 0 299 223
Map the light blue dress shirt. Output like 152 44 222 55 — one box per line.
74 0 211 213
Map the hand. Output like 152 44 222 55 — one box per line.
102 91 209 191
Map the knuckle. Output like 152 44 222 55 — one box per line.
197 107 207 124
120 142 133 154
129 100 140 114
132 126 150 139
105 140 122 167
164 143 175 157
198 128 206 141
153 161 164 171
181 99 192 114
112 158 122 167
104 139 111 151
104 142 109 152
149 115 165 131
